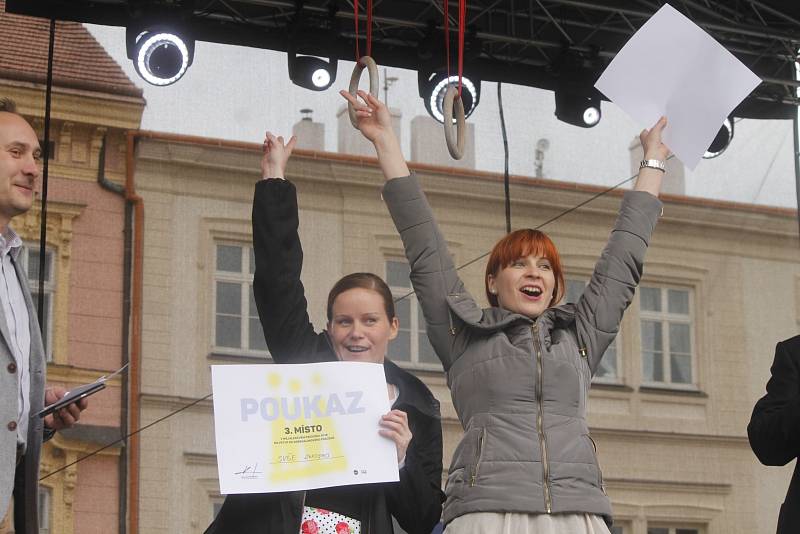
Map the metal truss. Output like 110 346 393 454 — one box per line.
8 0 800 117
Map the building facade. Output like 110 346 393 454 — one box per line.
132 128 799 534
0 4 144 533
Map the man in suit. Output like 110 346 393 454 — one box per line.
748 335 800 534
0 99 87 534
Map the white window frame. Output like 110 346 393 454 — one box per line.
211 243 269 357
21 244 56 362
564 277 622 385
639 285 696 390
386 259 441 370
646 525 704 534
38 485 52 534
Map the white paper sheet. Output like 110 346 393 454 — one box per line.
595 4 761 169
211 361 398 494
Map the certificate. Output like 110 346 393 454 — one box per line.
211 361 399 494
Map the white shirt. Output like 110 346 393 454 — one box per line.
0 227 30 449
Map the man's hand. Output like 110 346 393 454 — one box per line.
43 386 88 431
260 132 297 180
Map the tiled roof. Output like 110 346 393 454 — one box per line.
0 0 142 97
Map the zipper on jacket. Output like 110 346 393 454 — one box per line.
469 427 485 487
586 435 607 495
532 323 552 513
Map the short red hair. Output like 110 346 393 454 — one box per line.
485 229 565 308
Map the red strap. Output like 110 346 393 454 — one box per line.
354 0 360 61
367 0 373 58
354 0 373 62
458 0 465 96
444 0 451 81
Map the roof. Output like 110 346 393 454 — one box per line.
0 0 142 98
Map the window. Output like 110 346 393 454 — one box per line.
213 244 267 355
640 286 694 387
565 278 619 382
38 486 51 534
21 244 56 362
386 260 439 368
648 527 700 534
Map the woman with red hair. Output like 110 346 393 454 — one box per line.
342 89 669 534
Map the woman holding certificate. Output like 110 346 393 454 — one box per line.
204 134 445 534
340 89 668 534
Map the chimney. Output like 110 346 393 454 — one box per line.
337 105 402 156
292 108 325 151
629 136 685 195
409 115 475 169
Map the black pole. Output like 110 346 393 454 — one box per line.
498 82 511 234
37 18 55 330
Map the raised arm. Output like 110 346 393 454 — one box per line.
748 338 800 466
575 118 667 374
252 133 330 363
340 90 472 370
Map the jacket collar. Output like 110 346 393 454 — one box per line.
446 293 576 337
383 358 441 420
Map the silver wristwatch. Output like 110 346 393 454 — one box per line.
640 159 666 172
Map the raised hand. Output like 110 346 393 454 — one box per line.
261 132 297 180
339 90 395 147
640 116 671 161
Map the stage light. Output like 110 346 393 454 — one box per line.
289 55 337 91
703 117 734 159
554 88 601 128
126 26 194 86
419 71 480 124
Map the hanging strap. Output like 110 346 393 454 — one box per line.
354 0 373 61
444 0 466 96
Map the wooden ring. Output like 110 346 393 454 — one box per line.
443 85 466 160
348 56 379 128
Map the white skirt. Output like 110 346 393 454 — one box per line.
444 512 611 534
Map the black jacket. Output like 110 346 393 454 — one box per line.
748 335 800 534
205 179 444 534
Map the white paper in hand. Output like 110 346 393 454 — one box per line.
211 361 398 494
595 4 761 169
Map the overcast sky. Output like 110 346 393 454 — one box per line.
86 24 797 209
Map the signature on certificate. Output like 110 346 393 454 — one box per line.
234 463 264 480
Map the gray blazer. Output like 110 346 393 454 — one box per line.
0 251 47 534
383 174 661 525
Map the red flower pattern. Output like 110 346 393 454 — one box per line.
301 519 319 534
335 522 350 534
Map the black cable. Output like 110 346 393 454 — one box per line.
40 156 669 480
497 82 511 233
37 19 55 329
40 393 213 481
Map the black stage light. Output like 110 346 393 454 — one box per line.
703 117 734 159
288 53 337 91
554 88 601 128
126 26 194 86
418 70 480 124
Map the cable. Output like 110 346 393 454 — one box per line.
497 82 511 233
37 19 55 329
40 393 212 481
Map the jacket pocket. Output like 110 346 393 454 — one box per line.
586 434 606 494
469 427 486 487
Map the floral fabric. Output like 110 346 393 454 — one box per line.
300 506 360 534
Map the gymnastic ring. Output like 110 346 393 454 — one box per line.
348 56 379 129
443 85 465 160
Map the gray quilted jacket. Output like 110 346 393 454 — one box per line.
382 174 662 525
